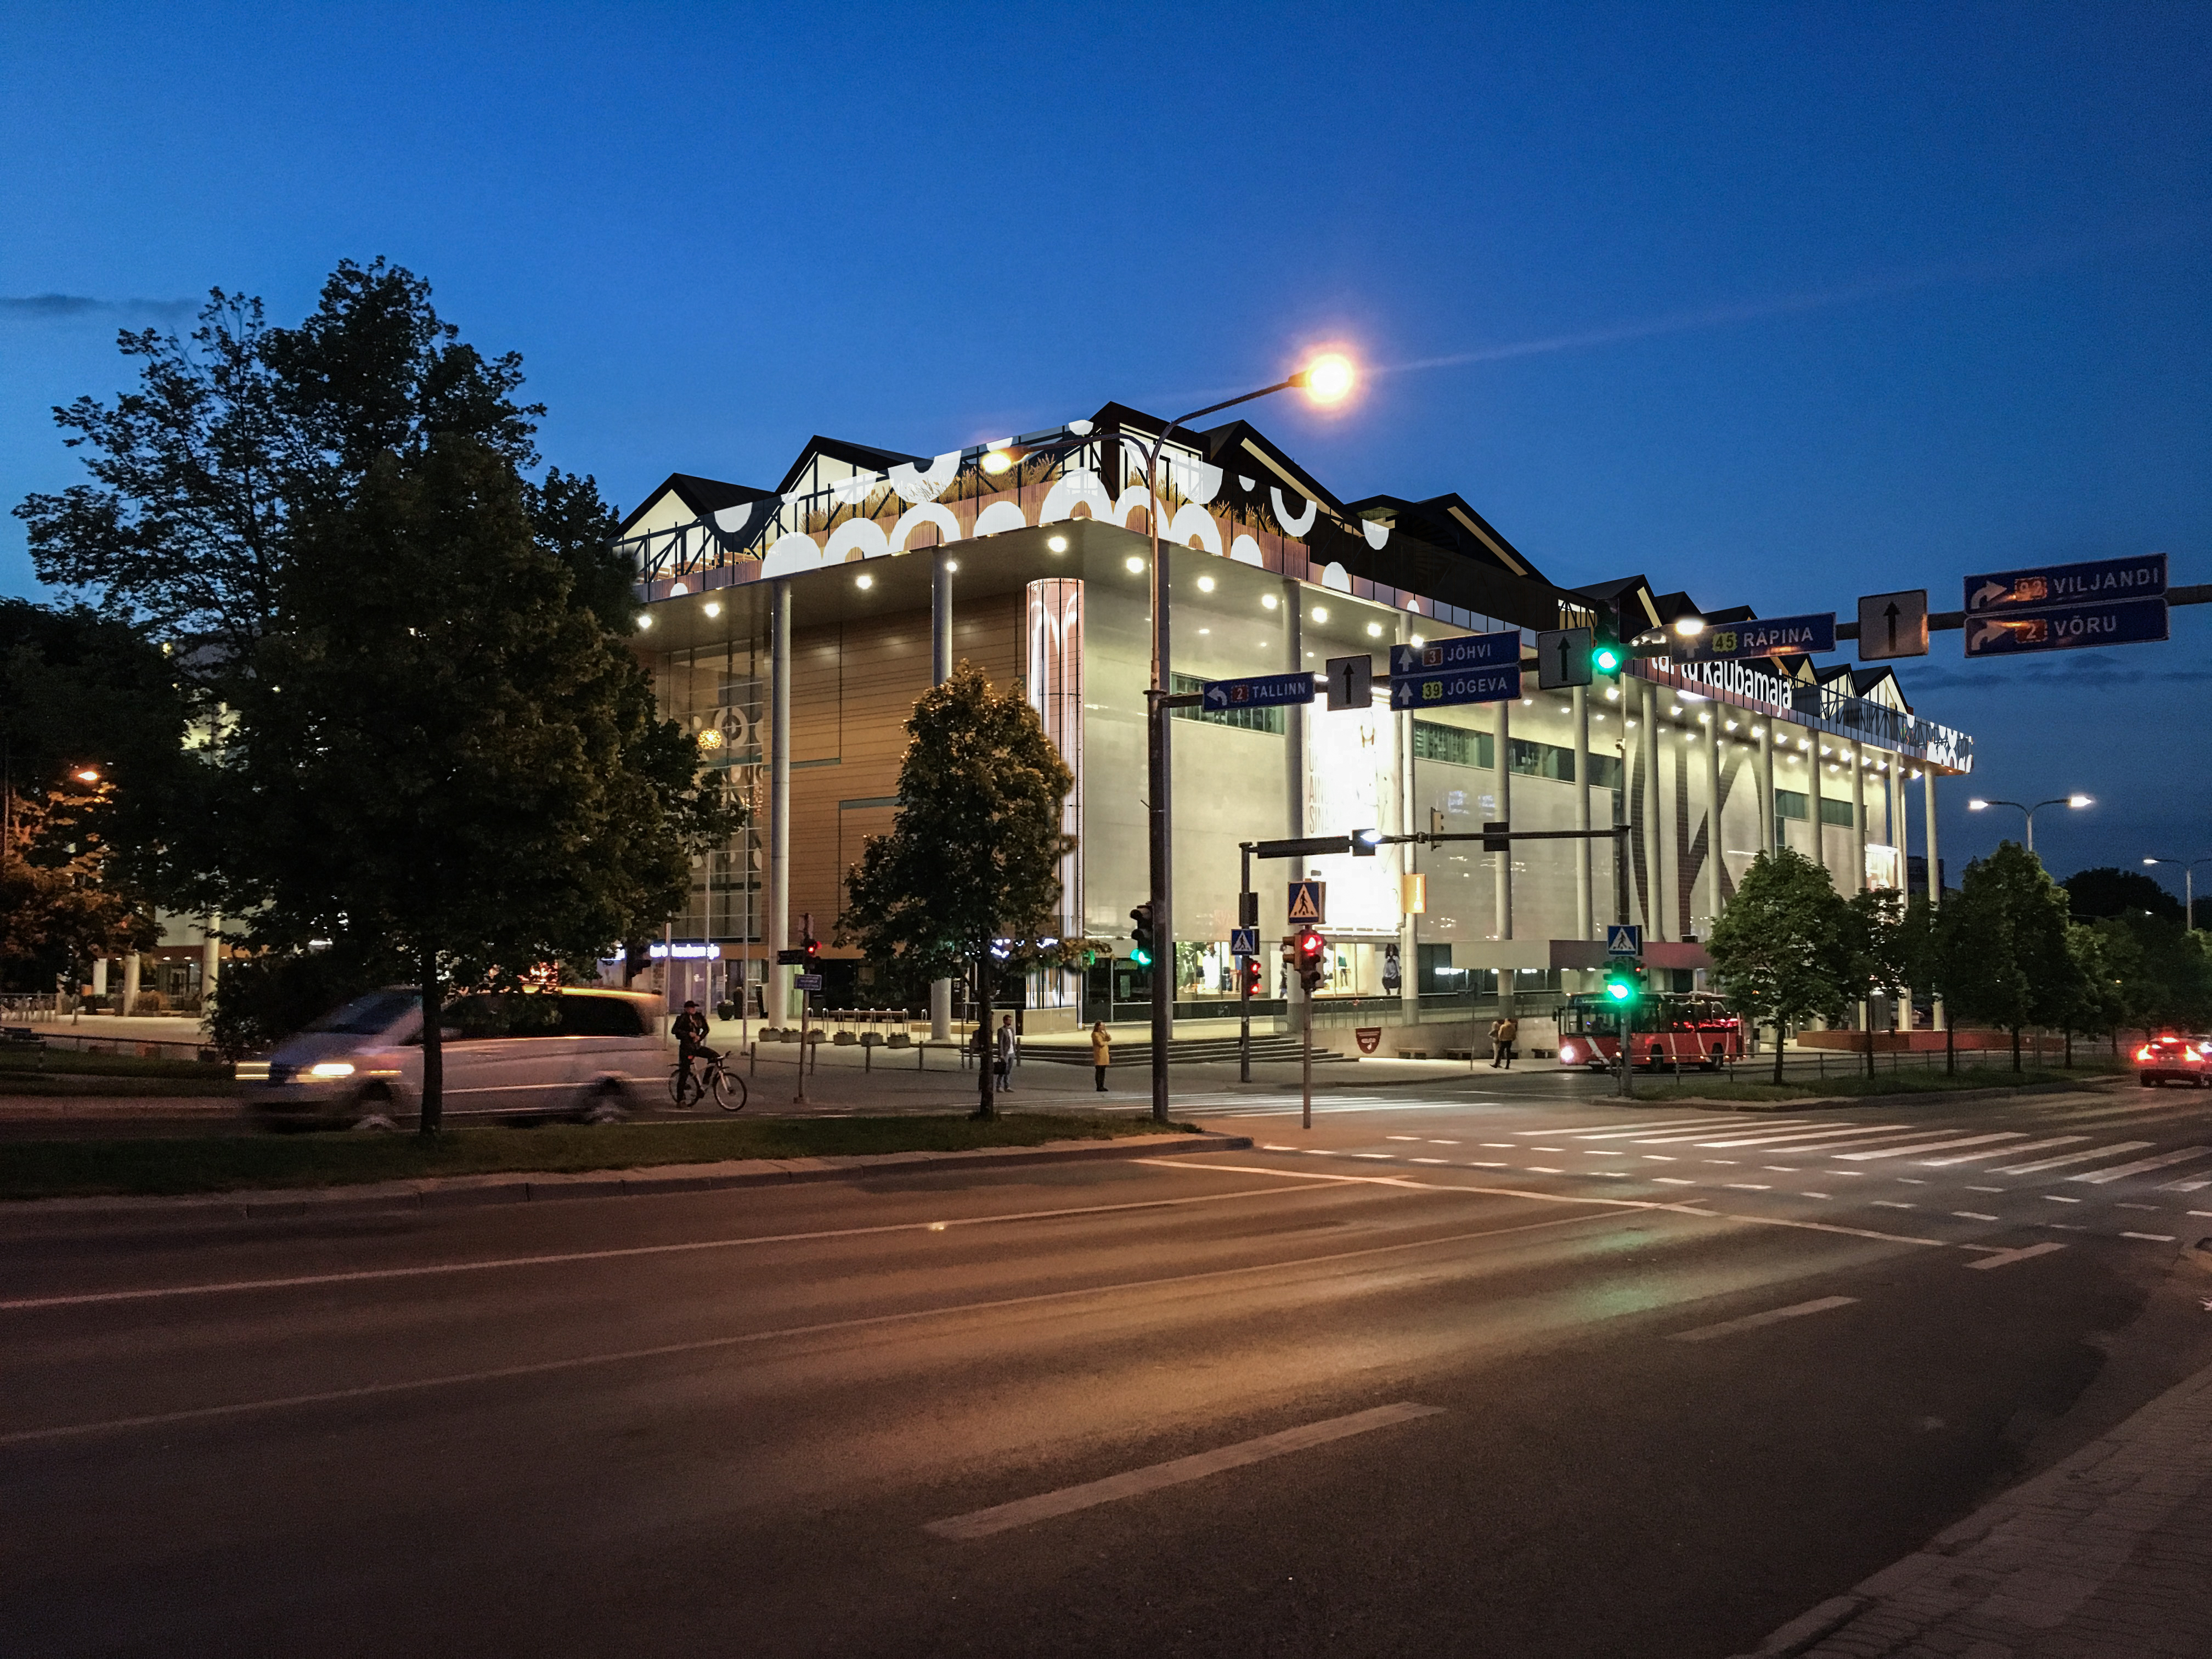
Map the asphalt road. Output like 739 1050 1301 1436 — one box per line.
8 1079 2212 1657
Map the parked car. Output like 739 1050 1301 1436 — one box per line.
2132 1034 2212 1088
238 987 664 1128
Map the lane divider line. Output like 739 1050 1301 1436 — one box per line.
922 1402 1444 1541
1965 1242 2067 1271
1668 1296 1857 1343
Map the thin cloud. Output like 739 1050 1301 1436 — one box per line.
1 294 197 324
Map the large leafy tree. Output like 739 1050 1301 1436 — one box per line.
1935 841 2085 1071
1705 847 1849 1083
1 776 159 994
2061 866 2183 924
840 665 1075 1120
1838 888 1913 1077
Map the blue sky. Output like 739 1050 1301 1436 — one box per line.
3 2 2207 888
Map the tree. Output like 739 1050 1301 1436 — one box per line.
2061 866 2182 923
1 775 159 994
226 436 729 1131
2061 920 2138 1064
1838 888 1912 1077
1705 848 1849 1083
840 665 1075 1120
1936 842 2085 1071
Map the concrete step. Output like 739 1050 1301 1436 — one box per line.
1024 1036 1344 1066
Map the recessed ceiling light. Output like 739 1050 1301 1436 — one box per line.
1262 594 1279 610
855 573 873 589
703 601 720 618
1197 575 1215 592
636 613 652 630
1367 622 1383 637
1047 534 1068 552
1126 556 1144 573
1312 607 1328 622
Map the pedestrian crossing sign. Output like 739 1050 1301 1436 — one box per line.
1288 879 1326 923
1606 923 1643 958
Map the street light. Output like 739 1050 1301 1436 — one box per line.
1966 793 2091 853
2143 855 2212 933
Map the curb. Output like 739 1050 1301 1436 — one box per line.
0 1132 1252 1234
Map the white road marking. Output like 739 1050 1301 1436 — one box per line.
1655 1178 1696 1186
1763 1167 1799 1173
1466 1161 1509 1168
1920 1135 2085 1166
1965 1242 2066 1271
2044 1195 2082 1204
1516 1119 1720 1137
1705 1160 1740 1165
1643 1154 1677 1161
1894 1178 1927 1185
1560 1117 1763 1139
1725 1183 1771 1191
1531 1147 1566 1152
1427 1139 1460 1145
2115 1203 2160 1211
1838 1132 2027 1161
2165 1179 2211 1192
1803 1192 1832 1199
2191 1211 2212 1217
1690 1124 1908 1149
1526 1167 1564 1174
2068 1147 2211 1186
1385 1136 1422 1142
2120 1232 2176 1243
1409 1157 1448 1164
1351 1153 1395 1161
1668 1296 1857 1342
1967 1186 2008 1193
0 1182 1325 1316
1872 1201 1916 1210
923 1402 1445 1540
1996 1141 2153 1175
1954 1212 2000 1221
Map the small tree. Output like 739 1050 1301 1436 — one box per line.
1 776 159 994
1839 888 1913 1078
1706 848 1849 1083
1936 842 2084 1072
841 665 1075 1120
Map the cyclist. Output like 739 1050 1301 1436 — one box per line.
672 1000 719 1103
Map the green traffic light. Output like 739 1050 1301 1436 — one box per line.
1131 947 1152 967
1604 974 1638 1002
1592 643 1623 674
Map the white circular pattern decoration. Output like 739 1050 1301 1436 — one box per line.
825 517 890 562
890 502 961 552
760 533 823 579
830 471 882 507
888 452 960 503
1362 520 1390 550
1229 534 1265 567
1109 486 1158 530
1320 562 1352 592
973 500 1028 537
711 502 755 535
1167 503 1222 555
1039 467 1114 523
1270 486 1318 538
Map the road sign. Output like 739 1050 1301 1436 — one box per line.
1858 589 1928 661
1482 821 1510 853
775 948 810 965
1677 612 1835 660
1287 879 1326 923
1536 626 1594 690
1389 629 1520 677
1323 654 1373 710
1965 554 2166 615
1229 927 1260 957
1605 923 1643 958
1964 596 2170 658
1390 665 1521 710
1201 672 1313 712
794 973 823 992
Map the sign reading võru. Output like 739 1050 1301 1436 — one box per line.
1677 612 1836 661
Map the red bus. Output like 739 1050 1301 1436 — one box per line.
1555 992 1744 1072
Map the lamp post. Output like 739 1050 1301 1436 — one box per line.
1966 793 2091 855
2144 855 2212 933
1046 355 1355 1122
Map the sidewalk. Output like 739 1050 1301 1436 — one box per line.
1736 1302 2212 1657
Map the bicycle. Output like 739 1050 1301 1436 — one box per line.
669 1050 746 1111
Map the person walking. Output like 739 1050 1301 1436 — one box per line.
996 1013 1018 1092
1492 1013 1518 1070
1090 1021 1111 1092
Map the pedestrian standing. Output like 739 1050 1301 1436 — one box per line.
1494 1014 1519 1070
996 1013 1017 1091
1487 1017 1504 1068
1090 1021 1111 1092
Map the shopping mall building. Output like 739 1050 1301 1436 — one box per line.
618 403 1973 1047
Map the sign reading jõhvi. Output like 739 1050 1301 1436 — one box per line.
1677 613 1836 661
1389 630 1521 676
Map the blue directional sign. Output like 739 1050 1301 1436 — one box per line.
1964 596 2170 658
1605 923 1643 958
1390 664 1521 710
1678 612 1835 661
1389 629 1521 677
1229 927 1260 957
1201 672 1314 712
1965 554 2166 615
1286 880 1325 924
794 973 824 992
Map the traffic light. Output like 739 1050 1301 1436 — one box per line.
1295 928 1329 993
1128 902 1155 968
1591 625 1625 677
1602 967 1643 1006
802 934 820 966
1242 956 1264 997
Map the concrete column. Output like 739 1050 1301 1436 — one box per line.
1640 679 1663 940
1926 769 1945 1030
1758 720 1776 856
1850 738 1867 893
1572 684 1592 944
120 952 140 1017
928 550 953 1041
91 958 109 998
201 916 222 1003
1702 715 1723 936
1809 737 1827 887
1396 614 1418 1028
1492 693 1512 941
768 579 792 1027
1284 578 1305 838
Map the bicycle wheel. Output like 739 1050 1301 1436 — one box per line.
668 1066 699 1108
713 1065 746 1112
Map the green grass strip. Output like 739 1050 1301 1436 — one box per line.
0 1113 1194 1202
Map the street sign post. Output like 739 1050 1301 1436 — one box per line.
1965 554 2166 616
1536 626 1594 690
1200 672 1314 712
1857 590 1928 661
1390 664 1520 710
1323 655 1374 711
1229 927 1260 957
1964 596 2170 657
1676 613 1836 660
1605 923 1643 959
1287 879 1326 924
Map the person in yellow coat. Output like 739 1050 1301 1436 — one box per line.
1090 1022 1111 1092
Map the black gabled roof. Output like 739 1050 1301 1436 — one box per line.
772 436 928 496
617 472 773 537
1342 493 1548 584
1573 576 1663 634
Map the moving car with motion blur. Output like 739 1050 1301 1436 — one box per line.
2132 1034 2212 1088
1556 991 1743 1073
238 986 664 1128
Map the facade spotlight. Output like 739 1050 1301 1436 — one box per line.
981 447 1015 475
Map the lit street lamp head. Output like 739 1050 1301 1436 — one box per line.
1293 353 1356 405
2068 793 2092 808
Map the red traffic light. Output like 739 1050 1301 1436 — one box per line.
1295 928 1327 962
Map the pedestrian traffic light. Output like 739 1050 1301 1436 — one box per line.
1128 902 1155 967
1242 956 1264 997
1295 928 1329 993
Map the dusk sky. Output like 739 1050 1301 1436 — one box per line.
4 2 2207 889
